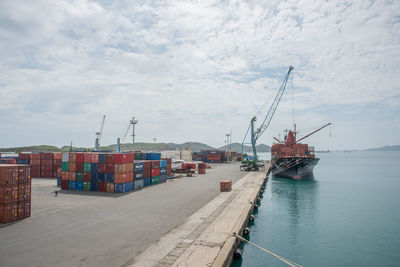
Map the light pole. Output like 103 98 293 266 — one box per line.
130 117 138 152
225 133 230 161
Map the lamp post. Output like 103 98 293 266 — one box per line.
130 117 138 152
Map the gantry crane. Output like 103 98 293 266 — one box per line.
94 115 106 152
241 66 293 171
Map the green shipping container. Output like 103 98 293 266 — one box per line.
151 176 160 184
134 153 142 160
62 162 69 171
83 163 91 173
76 172 83 182
83 182 91 191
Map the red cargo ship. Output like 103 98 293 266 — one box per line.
271 123 331 180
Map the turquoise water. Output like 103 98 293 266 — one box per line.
232 151 400 267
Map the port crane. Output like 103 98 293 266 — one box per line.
241 66 293 171
94 115 106 152
116 117 138 153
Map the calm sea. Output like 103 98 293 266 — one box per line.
232 151 400 267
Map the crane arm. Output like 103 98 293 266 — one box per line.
254 66 294 142
121 123 132 143
97 115 106 144
296 123 332 143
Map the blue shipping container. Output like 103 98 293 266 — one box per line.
75 181 83 191
99 154 107 163
143 177 151 187
98 173 105 182
160 167 167 175
160 160 167 168
106 173 114 183
68 181 75 190
90 182 98 191
134 172 144 179
57 177 61 187
91 163 98 173
134 162 144 171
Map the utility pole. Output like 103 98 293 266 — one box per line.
130 117 138 152
226 133 230 161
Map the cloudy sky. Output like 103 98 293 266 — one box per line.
0 0 399 150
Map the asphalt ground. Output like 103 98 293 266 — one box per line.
0 162 245 267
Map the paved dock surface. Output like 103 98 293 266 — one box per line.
130 168 268 267
0 163 244 267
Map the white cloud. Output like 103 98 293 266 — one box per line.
0 0 399 149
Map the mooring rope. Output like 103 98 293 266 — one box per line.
232 233 302 267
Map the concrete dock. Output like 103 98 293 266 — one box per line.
0 162 251 267
130 163 269 266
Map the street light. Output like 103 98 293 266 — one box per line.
130 117 138 152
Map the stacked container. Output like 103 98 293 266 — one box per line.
150 160 160 185
160 160 167 182
61 152 134 193
0 164 31 223
30 153 41 177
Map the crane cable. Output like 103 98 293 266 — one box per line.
232 233 302 267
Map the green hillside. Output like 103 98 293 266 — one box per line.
218 143 271 153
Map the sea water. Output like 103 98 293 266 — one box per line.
232 151 400 267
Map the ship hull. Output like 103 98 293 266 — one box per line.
271 157 319 180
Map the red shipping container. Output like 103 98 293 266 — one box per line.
61 180 69 189
24 200 31 218
25 185 31 200
18 201 24 219
114 153 128 164
83 173 91 182
53 159 62 166
220 180 232 192
106 183 114 193
106 154 114 164
98 182 107 192
69 162 76 172
91 153 99 163
151 168 160 177
69 153 76 163
75 162 84 173
41 153 53 160
0 186 12 204
114 173 133 183
31 171 41 178
11 202 18 221
41 165 53 172
53 153 62 160
105 164 115 173
124 163 133 173
0 203 12 223
31 153 41 160
52 171 58 178
30 159 41 165
98 163 105 173
75 153 84 163
84 153 92 163
61 171 69 181
68 172 76 181
19 153 31 160
0 165 18 185
41 171 53 178
114 164 123 174
41 159 53 166
18 183 25 201
151 160 160 169
30 165 41 172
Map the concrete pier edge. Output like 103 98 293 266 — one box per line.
129 161 271 267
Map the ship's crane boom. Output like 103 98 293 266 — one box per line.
296 123 332 144
95 115 106 152
242 66 293 159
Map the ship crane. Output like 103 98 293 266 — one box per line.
295 123 332 144
241 66 293 171
94 115 106 152
116 121 132 153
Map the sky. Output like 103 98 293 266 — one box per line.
0 0 399 150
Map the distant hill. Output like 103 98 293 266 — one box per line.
0 145 61 153
0 142 217 153
218 143 271 153
366 145 400 151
